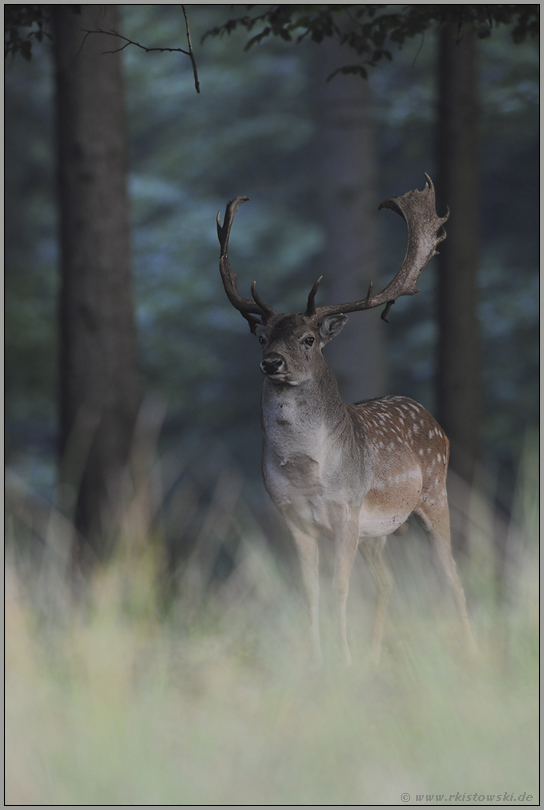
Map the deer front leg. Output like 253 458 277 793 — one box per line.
287 522 323 670
331 517 360 667
359 536 392 666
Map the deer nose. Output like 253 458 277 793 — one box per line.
260 354 285 375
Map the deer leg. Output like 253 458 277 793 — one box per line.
331 522 360 667
359 536 392 666
287 523 323 669
416 503 477 656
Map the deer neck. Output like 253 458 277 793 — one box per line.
260 364 349 460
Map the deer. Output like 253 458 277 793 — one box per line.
216 174 476 668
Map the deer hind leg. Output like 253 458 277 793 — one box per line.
415 502 477 656
287 523 323 669
358 536 392 666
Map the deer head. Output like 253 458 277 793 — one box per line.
217 174 448 385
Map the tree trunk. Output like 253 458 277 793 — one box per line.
52 6 140 559
435 27 482 484
435 27 482 555
317 38 386 404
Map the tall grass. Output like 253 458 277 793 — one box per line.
5 438 539 805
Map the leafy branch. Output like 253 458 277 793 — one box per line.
5 4 52 61
203 4 539 80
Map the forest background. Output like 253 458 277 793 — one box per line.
6 5 538 511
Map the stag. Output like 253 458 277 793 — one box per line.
216 175 476 667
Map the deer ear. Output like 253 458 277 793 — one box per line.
318 314 348 347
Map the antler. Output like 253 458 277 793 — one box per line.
310 174 449 323
305 275 323 317
217 196 277 334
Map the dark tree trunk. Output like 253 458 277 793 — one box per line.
317 38 386 405
435 27 482 485
53 6 140 559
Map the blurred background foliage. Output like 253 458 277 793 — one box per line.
5 5 538 500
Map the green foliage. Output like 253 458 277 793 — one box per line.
4 4 55 61
204 4 539 79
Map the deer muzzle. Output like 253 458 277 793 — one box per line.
260 353 285 376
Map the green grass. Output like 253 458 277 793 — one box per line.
5 454 539 805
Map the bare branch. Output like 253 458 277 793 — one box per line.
80 24 201 93
82 27 190 55
182 5 200 94
411 31 426 69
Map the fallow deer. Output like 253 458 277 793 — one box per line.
216 175 476 667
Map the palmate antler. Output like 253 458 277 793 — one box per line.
307 174 449 322
217 196 277 334
217 175 448 329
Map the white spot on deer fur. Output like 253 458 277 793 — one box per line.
437 453 442 463
429 430 434 438
388 469 421 485
379 441 384 449
427 447 432 454
419 449 424 456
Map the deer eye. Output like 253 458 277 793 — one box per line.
302 335 315 347
259 335 267 345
